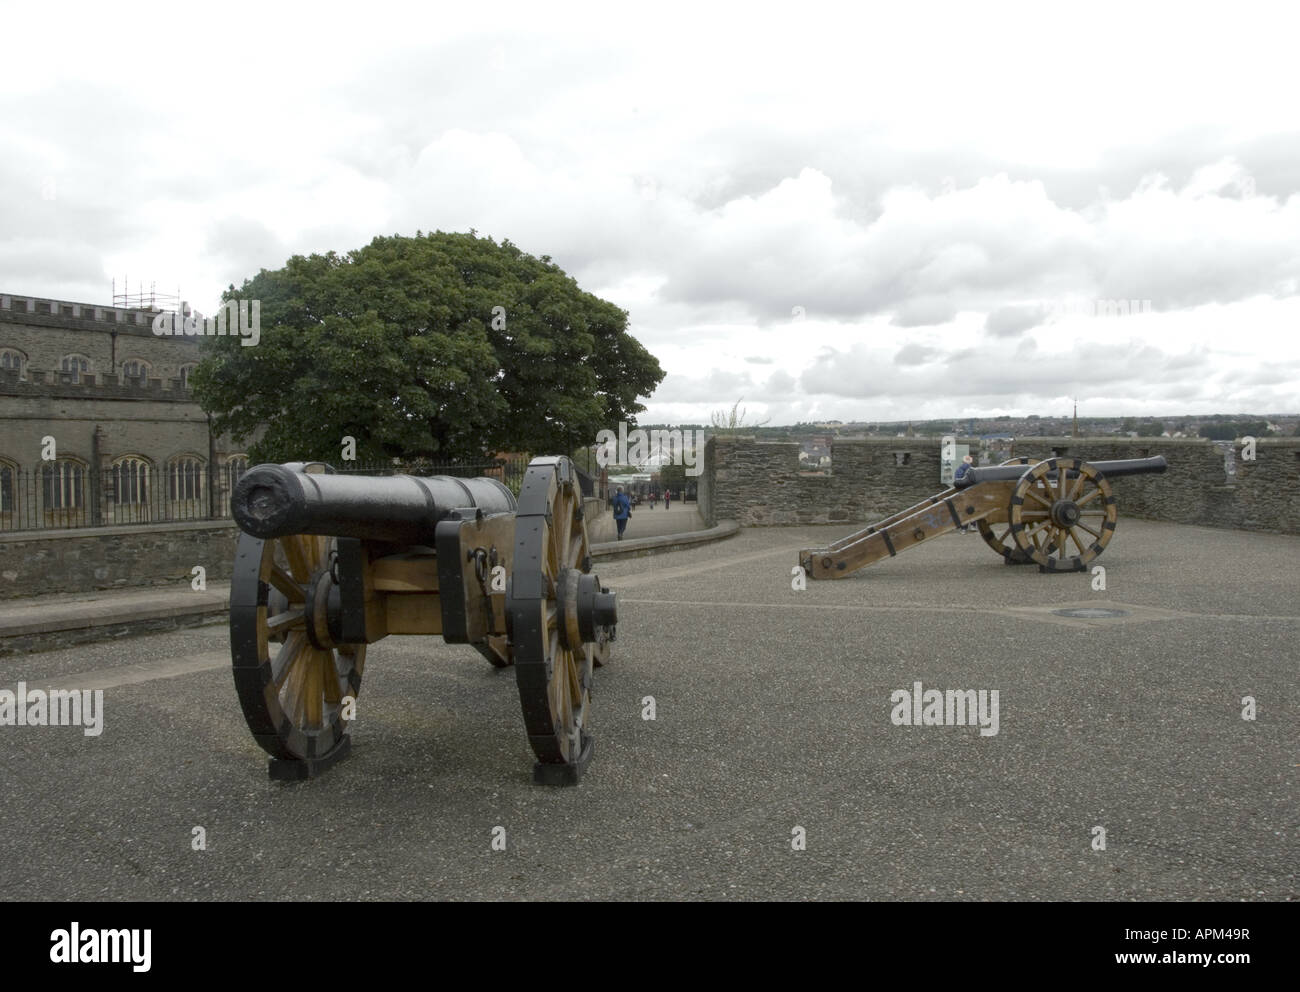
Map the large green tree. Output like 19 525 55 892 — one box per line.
192 231 664 463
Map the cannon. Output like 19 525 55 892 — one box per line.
799 455 1168 579
228 456 616 784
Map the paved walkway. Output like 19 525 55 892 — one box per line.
0 519 1295 900
0 583 230 635
585 500 706 543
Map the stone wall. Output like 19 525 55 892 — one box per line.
702 435 1300 535
696 437 715 528
1234 440 1300 531
0 373 214 470
707 436 941 527
0 520 241 599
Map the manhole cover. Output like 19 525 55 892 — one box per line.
1051 607 1130 619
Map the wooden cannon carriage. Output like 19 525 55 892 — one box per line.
799 455 1168 580
228 456 616 784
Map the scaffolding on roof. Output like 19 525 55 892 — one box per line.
111 277 182 312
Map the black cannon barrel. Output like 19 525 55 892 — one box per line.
232 463 517 544
956 454 1168 489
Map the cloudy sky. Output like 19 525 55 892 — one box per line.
4 1 1298 425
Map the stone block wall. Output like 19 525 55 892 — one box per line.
0 521 241 599
1234 438 1300 532
707 436 938 526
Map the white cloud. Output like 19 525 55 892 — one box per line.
1 1 1298 424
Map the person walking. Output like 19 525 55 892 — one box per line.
612 486 631 540
663 489 671 510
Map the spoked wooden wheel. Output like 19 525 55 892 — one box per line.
229 464 365 764
1008 457 1116 571
507 456 615 780
977 457 1054 563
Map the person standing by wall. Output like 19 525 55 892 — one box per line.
612 486 631 540
955 454 975 484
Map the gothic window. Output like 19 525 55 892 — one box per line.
60 354 90 383
227 455 249 492
168 456 204 501
0 349 24 376
42 459 86 509
112 456 151 504
122 359 151 380
0 459 15 514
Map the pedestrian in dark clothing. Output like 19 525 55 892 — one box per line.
612 487 631 540
955 454 975 484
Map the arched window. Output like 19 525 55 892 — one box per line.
42 458 87 525
227 455 249 492
112 456 150 504
168 456 205 502
180 363 198 388
122 359 151 380
0 458 16 523
111 455 152 523
60 355 90 383
0 349 25 377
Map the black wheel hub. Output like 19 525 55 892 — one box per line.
576 572 617 643
1050 500 1080 527
555 569 618 649
304 568 339 650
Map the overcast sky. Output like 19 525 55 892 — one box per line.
3 1 1298 425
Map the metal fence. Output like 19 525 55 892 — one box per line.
0 455 536 533
1 462 215 532
336 457 537 496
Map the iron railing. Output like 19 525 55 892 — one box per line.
0 455 534 533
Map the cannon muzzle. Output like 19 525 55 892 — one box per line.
957 454 1167 488
232 463 517 544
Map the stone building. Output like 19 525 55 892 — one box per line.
0 292 250 530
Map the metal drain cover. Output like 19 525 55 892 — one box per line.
1051 607 1130 619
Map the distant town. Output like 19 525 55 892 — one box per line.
641 411 1297 442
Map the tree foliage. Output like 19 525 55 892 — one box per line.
191 231 664 463
657 462 687 493
1198 420 1273 440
